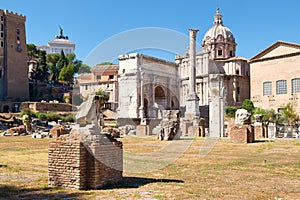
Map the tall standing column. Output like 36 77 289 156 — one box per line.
189 29 198 95
139 72 145 122
185 29 200 120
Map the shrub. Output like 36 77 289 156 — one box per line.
36 112 47 121
20 108 36 118
63 114 75 123
242 99 255 114
225 106 237 118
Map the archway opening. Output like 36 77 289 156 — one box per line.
3 105 9 113
155 86 166 108
144 98 148 118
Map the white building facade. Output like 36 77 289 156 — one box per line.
37 28 75 55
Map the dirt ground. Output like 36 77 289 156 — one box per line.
0 135 300 200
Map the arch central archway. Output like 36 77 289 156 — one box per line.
155 85 166 108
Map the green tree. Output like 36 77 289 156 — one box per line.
225 106 237 118
27 44 39 60
66 53 82 73
78 64 91 74
95 89 110 107
253 107 277 125
36 50 48 82
242 99 255 114
57 50 68 72
97 62 114 65
47 53 60 82
59 63 74 83
280 103 299 125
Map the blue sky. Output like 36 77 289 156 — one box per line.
1 0 300 66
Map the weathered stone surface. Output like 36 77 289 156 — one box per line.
7 126 26 136
136 125 149 136
188 125 201 137
235 109 251 125
254 125 267 139
21 102 76 112
229 125 254 143
49 125 69 138
157 110 180 140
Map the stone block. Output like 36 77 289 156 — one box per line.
254 125 267 139
180 120 192 136
229 125 254 143
188 125 201 137
136 125 149 136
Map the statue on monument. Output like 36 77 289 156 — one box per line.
56 26 68 39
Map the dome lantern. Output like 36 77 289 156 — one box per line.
202 8 237 60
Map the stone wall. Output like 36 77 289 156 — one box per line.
21 102 76 112
48 136 123 189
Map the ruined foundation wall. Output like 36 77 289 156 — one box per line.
48 140 86 189
48 138 123 190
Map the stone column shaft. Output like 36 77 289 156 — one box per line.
139 72 144 120
189 29 198 95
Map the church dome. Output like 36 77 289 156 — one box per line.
202 8 236 60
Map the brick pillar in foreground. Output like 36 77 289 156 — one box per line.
48 135 123 190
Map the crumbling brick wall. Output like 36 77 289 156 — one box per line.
229 125 254 143
48 138 123 189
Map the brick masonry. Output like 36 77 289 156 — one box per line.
229 125 254 143
48 133 123 190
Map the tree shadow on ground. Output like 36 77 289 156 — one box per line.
0 185 81 200
102 176 184 189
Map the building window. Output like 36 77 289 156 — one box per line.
85 85 88 90
0 69 2 79
230 51 233 57
17 36 20 41
0 24 3 31
0 32 3 38
276 80 287 94
218 50 222 56
0 41 3 47
236 70 240 75
237 86 240 95
292 78 300 94
263 81 272 96
109 75 114 79
107 83 109 88
96 75 101 80
16 43 21 52
122 69 125 74
1 16 3 21
16 28 20 35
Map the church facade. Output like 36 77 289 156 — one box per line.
176 8 250 110
117 9 250 124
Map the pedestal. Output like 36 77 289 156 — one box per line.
136 125 150 136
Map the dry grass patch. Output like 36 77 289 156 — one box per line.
0 136 300 199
